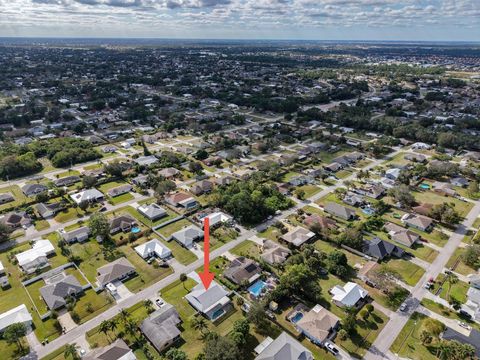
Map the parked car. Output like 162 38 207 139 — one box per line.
399 303 408 312
458 321 472 330
155 298 165 307
325 342 339 355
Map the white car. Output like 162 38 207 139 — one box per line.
155 298 165 307
458 321 471 330
399 303 407 312
324 342 339 355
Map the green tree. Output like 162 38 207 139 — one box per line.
445 273 458 302
63 343 81 360
82 175 97 189
180 273 188 289
165 348 188 360
203 333 240 360
0 223 12 243
3 323 27 352
89 213 110 240
191 316 208 334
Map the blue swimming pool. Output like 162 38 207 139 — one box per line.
419 183 430 189
248 280 267 297
211 308 225 320
131 227 141 234
362 207 375 215
290 312 304 324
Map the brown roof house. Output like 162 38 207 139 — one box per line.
384 222 420 247
281 226 315 247
158 167 181 179
84 339 136 360
190 180 214 195
224 257 262 286
261 240 291 265
412 203 434 217
165 192 198 209
304 214 336 231
109 215 137 234
295 304 340 346
96 257 136 288
401 213 434 232
1 211 31 228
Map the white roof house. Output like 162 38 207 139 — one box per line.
331 282 368 307
134 155 158 167
16 239 55 273
202 212 233 228
0 304 32 332
70 188 104 205
0 261 4 275
134 239 172 260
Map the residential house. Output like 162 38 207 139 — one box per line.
102 145 117 153
70 188 104 205
304 214 336 231
412 203 434 217
171 225 203 248
84 339 137 360
140 304 182 353
60 226 90 244
224 257 262 285
21 183 48 197
109 215 137 234
261 240 291 265
158 167 180 179
190 180 213 195
401 213 434 232
96 257 136 288
0 305 32 333
355 184 385 199
135 239 172 260
134 155 158 167
16 239 55 274
165 192 198 209
296 304 340 346
254 332 313 360
384 222 420 247
330 282 368 308
131 174 148 187
107 184 133 197
40 275 83 310
433 181 457 197
324 202 356 220
1 211 31 228
385 168 401 180
202 212 232 228
343 192 364 207
0 193 14 205
54 176 80 187
362 237 405 261
281 226 315 247
450 177 469 188
324 162 343 172
35 202 63 218
137 203 167 221
404 153 427 163
185 280 231 320
467 273 480 290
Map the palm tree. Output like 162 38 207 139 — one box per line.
124 319 139 342
191 316 208 335
108 318 117 337
119 309 131 324
64 343 81 360
445 272 458 301
99 320 111 342
180 273 187 289
143 299 154 313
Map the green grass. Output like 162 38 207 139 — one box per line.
0 339 29 360
230 240 261 260
380 259 425 287
98 180 128 194
83 163 102 171
431 274 469 303
420 299 480 331
54 208 84 223
336 309 388 357
446 247 477 276
390 312 440 360
72 289 114 324
70 240 110 284
281 171 302 182
472 217 480 229
109 192 134 205
314 240 365 268
412 190 473 217
0 185 28 212
296 184 322 198
39 345 68 360
25 279 49 315
157 237 197 265
157 219 192 238
258 226 282 242
34 220 51 231
55 170 80 178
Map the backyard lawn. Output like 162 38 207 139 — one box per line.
122 204 178 228
157 219 193 238
430 274 469 303
157 237 197 265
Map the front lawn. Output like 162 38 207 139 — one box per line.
431 274 469 303
109 192 134 205
380 259 425 287
446 247 477 276
231 240 261 260
34 220 51 231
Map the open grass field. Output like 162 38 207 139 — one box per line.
157 218 192 238
380 259 425 287
72 289 113 324
109 192 134 205
156 237 197 265
98 180 128 194
0 185 28 212
412 190 473 217
430 274 469 303
446 247 478 276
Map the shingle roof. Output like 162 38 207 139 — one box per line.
96 257 136 287
140 304 181 352
40 275 83 310
255 332 313 360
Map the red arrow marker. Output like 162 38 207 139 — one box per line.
199 217 214 290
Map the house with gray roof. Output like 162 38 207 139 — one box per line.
324 202 356 220
254 332 313 360
96 257 136 288
35 202 63 218
171 225 203 248
224 257 262 285
1 212 30 228
22 183 48 197
0 193 14 205
107 184 132 197
84 339 136 360
60 226 90 244
261 240 291 265
70 188 104 205
109 215 137 234
281 226 315 247
137 203 167 221
134 155 158 167
140 304 182 353
362 237 405 261
40 275 83 310
185 280 231 320
54 176 81 187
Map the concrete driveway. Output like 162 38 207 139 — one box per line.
111 280 133 302
57 309 77 333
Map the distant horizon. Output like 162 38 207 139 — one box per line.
1 36 479 45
